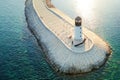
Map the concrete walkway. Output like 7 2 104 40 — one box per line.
25 0 111 73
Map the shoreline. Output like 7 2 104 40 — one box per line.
25 0 111 74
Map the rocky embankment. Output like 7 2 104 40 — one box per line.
25 0 111 74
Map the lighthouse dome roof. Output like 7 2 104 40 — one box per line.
75 16 81 21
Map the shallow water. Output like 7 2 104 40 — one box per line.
0 0 120 80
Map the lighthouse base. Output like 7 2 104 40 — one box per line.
72 38 86 47
73 35 85 47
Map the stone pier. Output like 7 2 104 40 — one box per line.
25 0 111 74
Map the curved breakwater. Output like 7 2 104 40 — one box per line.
25 0 111 74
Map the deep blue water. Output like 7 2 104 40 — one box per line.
0 0 120 80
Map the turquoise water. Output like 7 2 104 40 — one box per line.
0 0 120 80
0 0 54 80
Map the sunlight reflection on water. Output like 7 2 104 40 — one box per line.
74 0 95 17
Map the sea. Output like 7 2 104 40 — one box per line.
0 0 120 80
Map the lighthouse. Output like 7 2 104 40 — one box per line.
73 16 85 46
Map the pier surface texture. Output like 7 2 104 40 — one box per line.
25 0 111 74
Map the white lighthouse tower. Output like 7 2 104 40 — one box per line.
73 16 85 46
